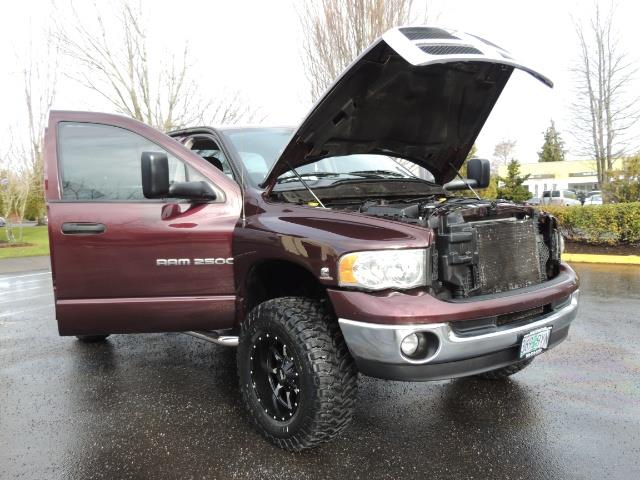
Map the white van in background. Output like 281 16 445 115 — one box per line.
541 190 582 206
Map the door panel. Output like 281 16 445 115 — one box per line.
44 111 242 335
56 295 236 336
49 202 237 299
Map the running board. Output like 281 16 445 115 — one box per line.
183 330 239 347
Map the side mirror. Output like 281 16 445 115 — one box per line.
141 151 170 198
467 158 491 189
169 181 217 201
142 151 217 202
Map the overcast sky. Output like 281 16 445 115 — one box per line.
1 0 639 164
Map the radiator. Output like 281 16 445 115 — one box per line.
474 218 543 295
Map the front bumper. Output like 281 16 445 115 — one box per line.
338 290 579 381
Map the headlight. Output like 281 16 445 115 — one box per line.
338 248 427 290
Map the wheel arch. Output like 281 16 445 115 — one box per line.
240 259 329 322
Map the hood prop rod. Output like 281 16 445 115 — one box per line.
285 161 326 208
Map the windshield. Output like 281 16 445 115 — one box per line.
224 128 434 186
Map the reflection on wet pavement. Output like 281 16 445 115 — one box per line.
1 264 639 479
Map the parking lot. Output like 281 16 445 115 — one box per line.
1 263 639 479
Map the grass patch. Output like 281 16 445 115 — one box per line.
0 226 50 259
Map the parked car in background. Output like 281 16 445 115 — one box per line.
0 216 5 227
586 190 602 198
525 197 542 206
584 194 603 205
541 190 582 206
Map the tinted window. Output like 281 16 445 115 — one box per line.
59 122 204 200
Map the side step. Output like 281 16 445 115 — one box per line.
183 330 239 347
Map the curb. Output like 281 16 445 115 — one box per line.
563 253 640 265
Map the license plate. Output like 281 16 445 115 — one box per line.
519 327 552 359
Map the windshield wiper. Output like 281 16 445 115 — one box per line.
277 172 343 183
346 170 408 178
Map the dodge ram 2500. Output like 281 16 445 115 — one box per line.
45 26 579 451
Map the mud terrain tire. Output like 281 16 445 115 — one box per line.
238 297 357 451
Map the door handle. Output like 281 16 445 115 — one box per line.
61 222 106 235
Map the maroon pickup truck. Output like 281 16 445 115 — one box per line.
44 27 579 450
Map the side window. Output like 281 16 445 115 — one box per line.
59 122 205 201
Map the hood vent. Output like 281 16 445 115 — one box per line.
400 26 460 41
419 44 483 56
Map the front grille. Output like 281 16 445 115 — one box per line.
475 219 543 295
496 305 545 327
450 303 552 337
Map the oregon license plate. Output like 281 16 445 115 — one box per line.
519 327 552 359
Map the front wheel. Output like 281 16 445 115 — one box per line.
238 297 358 451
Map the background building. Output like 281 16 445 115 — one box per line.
498 159 624 197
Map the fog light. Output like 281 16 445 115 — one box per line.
401 333 420 356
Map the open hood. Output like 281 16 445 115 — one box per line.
263 26 552 187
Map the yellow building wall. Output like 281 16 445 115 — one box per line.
497 159 624 196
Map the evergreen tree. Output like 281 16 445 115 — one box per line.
24 157 46 223
538 120 566 162
603 155 640 203
497 159 531 202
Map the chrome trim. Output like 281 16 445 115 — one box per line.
338 290 579 365
183 330 239 347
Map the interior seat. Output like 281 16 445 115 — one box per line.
203 155 224 171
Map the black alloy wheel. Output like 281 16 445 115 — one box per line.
250 332 300 422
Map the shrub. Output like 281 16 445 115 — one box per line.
540 202 640 245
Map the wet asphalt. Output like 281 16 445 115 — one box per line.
1 264 639 479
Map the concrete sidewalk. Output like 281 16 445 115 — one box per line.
0 256 51 274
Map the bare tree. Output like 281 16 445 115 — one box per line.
0 29 59 241
0 139 32 243
572 3 639 185
57 1 258 131
22 33 60 225
298 0 428 102
493 139 517 171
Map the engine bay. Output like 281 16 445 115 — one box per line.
324 195 563 299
